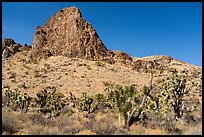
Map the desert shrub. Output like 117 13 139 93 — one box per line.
27 125 63 135
83 112 118 135
2 108 23 134
22 64 31 70
78 92 97 114
30 58 38 64
86 65 91 70
33 70 41 78
66 108 75 117
95 61 104 67
44 63 51 70
183 124 202 135
34 86 65 117
4 86 31 112
114 128 129 135
29 113 55 127
61 121 84 135
10 79 17 83
54 115 73 128
157 71 192 119
25 71 29 75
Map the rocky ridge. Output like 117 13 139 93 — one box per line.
2 38 31 60
2 6 201 74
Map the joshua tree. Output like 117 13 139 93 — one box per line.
157 70 190 118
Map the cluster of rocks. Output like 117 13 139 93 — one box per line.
132 56 173 73
2 38 31 60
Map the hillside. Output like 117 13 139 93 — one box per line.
2 6 202 135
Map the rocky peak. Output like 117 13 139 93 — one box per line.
31 6 109 61
30 6 198 74
30 6 135 68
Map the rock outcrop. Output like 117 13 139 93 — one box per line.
31 6 108 60
2 38 31 59
131 56 173 73
30 6 135 68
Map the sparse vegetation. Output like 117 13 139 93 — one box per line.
95 61 104 67
1 55 201 135
2 108 23 135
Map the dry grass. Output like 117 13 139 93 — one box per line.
128 124 145 135
28 126 63 135
76 129 96 135
183 123 202 135
2 108 23 135
144 128 167 135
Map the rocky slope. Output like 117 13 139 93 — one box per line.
1 6 202 135
1 6 201 98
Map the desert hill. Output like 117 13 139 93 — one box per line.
2 6 202 135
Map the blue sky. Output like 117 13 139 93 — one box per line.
2 2 202 66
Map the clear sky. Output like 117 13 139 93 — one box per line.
2 2 202 66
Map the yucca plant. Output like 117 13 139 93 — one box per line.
105 83 141 127
104 71 155 127
35 86 65 117
157 71 191 118
68 92 77 108
4 87 31 112
78 92 96 113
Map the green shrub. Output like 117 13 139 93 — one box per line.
4 86 31 112
157 71 191 118
78 92 96 114
95 61 104 67
35 86 65 117
104 82 143 127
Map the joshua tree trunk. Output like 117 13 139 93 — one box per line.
126 72 154 127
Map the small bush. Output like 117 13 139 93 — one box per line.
95 61 104 67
